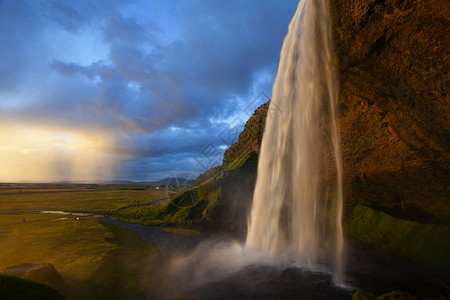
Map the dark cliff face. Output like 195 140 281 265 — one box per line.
330 0 450 219
194 102 268 187
192 103 268 236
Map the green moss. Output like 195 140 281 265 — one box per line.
111 201 171 225
346 205 450 269
161 228 201 236
166 207 192 225
226 151 251 170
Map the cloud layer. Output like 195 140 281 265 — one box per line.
0 0 298 181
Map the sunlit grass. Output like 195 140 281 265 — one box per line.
0 186 169 214
86 222 160 300
0 185 186 298
161 227 201 236
0 215 112 282
0 214 159 299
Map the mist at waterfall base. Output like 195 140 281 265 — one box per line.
157 0 351 298
162 239 352 299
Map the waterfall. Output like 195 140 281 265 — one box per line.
245 0 344 282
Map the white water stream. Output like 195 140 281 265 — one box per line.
246 0 344 283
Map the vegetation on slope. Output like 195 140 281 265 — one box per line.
346 205 450 269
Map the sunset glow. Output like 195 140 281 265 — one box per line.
0 126 117 182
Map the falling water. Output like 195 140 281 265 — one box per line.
246 0 344 282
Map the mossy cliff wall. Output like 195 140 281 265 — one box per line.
346 205 450 269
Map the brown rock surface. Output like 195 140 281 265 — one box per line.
330 0 450 219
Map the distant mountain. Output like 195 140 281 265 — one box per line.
153 177 196 186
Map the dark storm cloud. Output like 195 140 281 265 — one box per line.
51 61 96 79
43 1 90 32
114 121 228 158
48 0 298 132
0 0 299 180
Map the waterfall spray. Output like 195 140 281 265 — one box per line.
246 0 344 282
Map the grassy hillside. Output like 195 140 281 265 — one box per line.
0 213 159 299
0 188 164 299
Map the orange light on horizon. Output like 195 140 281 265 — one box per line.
0 126 119 182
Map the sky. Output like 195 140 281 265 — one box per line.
0 0 299 182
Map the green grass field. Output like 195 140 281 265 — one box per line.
0 184 173 214
161 227 201 236
0 184 171 299
0 214 160 299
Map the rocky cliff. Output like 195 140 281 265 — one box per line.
330 0 449 220
136 0 449 266
328 0 449 269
